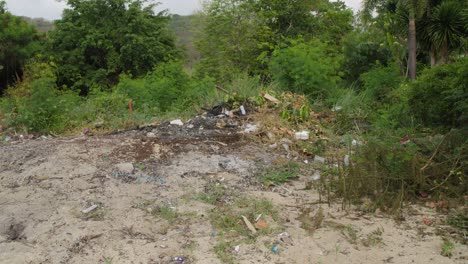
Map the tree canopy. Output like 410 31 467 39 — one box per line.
0 1 42 94
50 0 179 93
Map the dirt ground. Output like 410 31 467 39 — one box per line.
1 115 467 264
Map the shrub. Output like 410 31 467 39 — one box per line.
269 38 342 99
408 58 468 128
360 63 403 103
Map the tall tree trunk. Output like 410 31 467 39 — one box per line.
408 17 417 80
430 48 436 67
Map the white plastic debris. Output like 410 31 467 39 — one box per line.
332 105 343 112
170 119 184 126
244 124 258 133
234 245 240 252
82 204 98 214
311 171 321 181
344 155 350 166
294 131 310 140
314 155 326 163
240 105 246 115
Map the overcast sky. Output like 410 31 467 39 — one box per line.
4 0 362 20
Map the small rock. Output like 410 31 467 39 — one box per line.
282 144 290 152
314 155 326 163
187 124 194 129
146 132 156 138
266 132 276 140
116 163 134 174
269 143 278 149
170 119 184 126
94 121 105 128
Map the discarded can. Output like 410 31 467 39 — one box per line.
174 257 184 262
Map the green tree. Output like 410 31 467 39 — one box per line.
195 0 353 81
0 1 42 94
50 0 179 93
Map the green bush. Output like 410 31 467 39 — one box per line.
269 38 342 99
409 58 468 128
6 76 77 133
360 63 403 102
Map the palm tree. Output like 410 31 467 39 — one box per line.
426 1 467 64
362 0 428 79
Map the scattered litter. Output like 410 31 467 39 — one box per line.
400 138 411 144
295 131 310 140
115 163 134 174
311 171 321 181
344 155 350 166
304 160 309 164
174 257 184 262
332 105 343 112
351 139 362 146
264 93 280 104
244 124 258 133
255 214 262 222
170 119 184 126
271 244 280 254
314 155 326 163
234 245 240 252
82 204 98 214
255 219 268 230
240 105 246 115
241 215 257 234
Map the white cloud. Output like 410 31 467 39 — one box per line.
4 0 362 20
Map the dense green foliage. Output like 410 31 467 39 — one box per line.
409 58 468 128
269 39 342 99
50 0 179 93
0 3 42 93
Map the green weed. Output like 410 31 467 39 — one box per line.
261 161 301 185
441 239 455 257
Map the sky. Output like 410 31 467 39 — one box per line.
4 0 362 20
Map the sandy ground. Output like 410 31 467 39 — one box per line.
0 116 466 264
